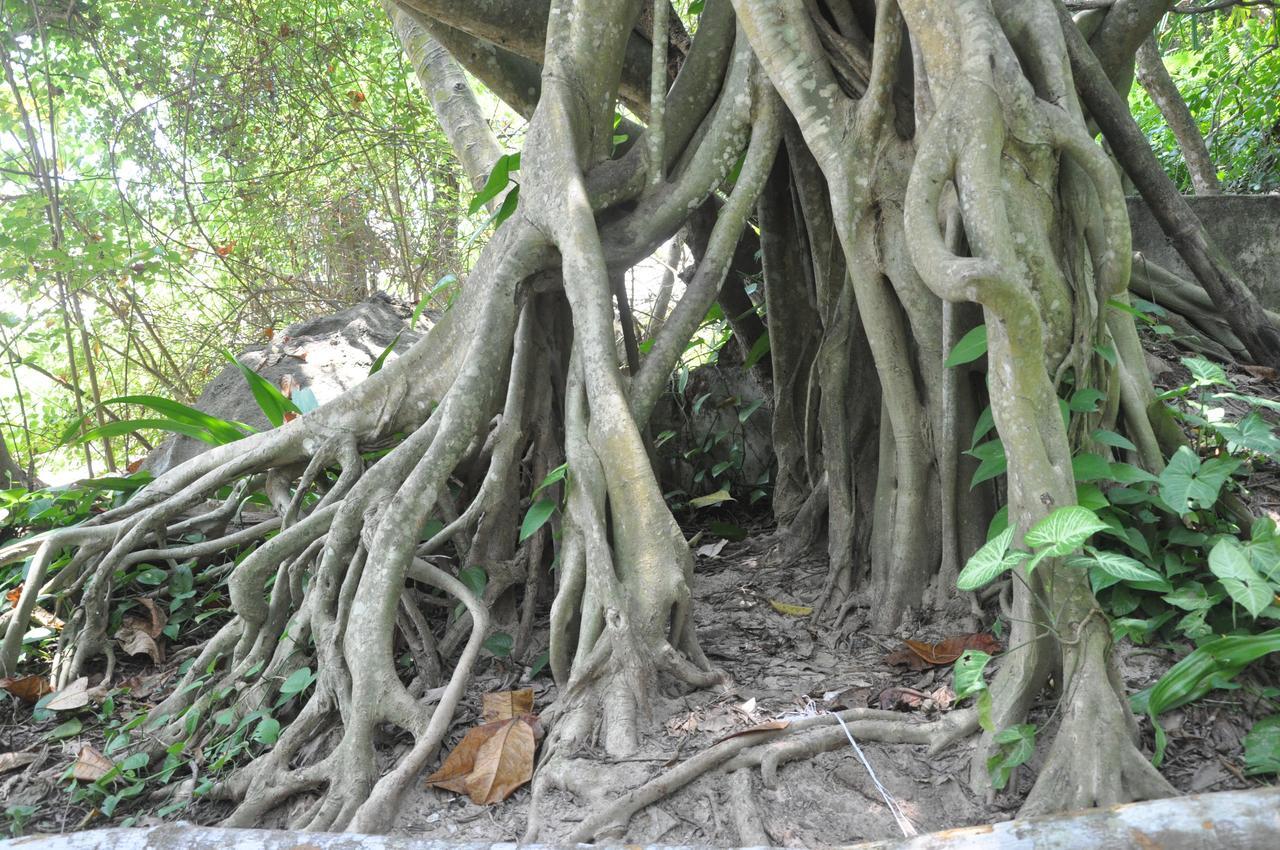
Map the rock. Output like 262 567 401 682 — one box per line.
144 295 426 474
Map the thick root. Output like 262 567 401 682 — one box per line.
1019 626 1175 815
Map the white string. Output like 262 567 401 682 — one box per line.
832 712 918 838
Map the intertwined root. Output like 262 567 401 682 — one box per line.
546 706 977 844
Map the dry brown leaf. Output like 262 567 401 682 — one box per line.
1242 364 1278 381
47 677 90 711
884 633 1002 670
465 716 535 804
0 674 52 704
666 711 699 737
115 623 164 665
5 584 21 605
0 752 37 774
70 745 113 782
426 708 540 805
425 722 505 795
133 598 167 638
712 718 790 744
481 688 533 724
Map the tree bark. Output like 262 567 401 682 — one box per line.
1134 35 1221 195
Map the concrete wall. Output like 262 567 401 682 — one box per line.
1128 194 1280 310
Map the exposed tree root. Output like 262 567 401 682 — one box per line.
558 707 976 843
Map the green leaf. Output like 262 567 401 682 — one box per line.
50 718 83 739
532 464 568 497
1067 550 1164 584
1023 506 1109 566
967 439 1007 488
738 398 766 423
119 752 149 773
1094 344 1117 366
971 406 995 448
1158 446 1239 514
279 667 315 697
957 526 1025 591
946 325 987 367
100 395 248 443
1075 482 1109 512
457 566 487 598
224 352 300 428
1135 629 1280 764
743 332 771 370
519 498 556 542
69 418 224 447
1106 298 1152 322
368 333 401 375
1213 411 1280 456
1208 538 1274 617
468 152 520 214
1071 452 1113 482
953 650 992 700
708 521 747 541
986 724 1036 791
1068 388 1106 413
689 489 734 508
420 518 444 542
418 275 456 322
1110 462 1157 484
528 649 551 679
252 716 281 745
483 631 513 657
1181 356 1231 388
492 183 520 227
1244 715 1280 775
1091 428 1137 452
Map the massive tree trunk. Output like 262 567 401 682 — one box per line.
4 0 1277 836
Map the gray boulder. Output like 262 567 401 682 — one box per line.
145 296 423 474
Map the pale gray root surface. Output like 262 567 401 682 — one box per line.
9 787 1278 850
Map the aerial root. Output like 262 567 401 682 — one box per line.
563 707 975 843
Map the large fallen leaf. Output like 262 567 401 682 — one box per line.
466 716 536 804
481 688 533 723
71 745 114 781
769 599 814 617
115 622 164 665
426 715 539 804
425 722 504 795
133 598 167 638
0 752 37 774
884 633 1002 670
47 677 91 711
1 674 52 704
